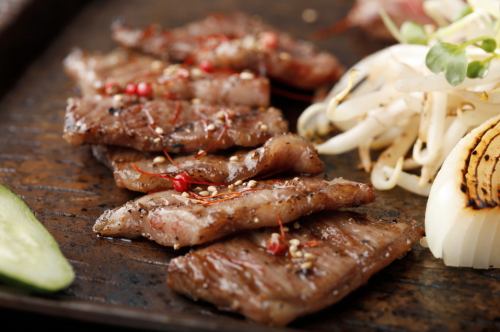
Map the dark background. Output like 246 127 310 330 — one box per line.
0 1 498 331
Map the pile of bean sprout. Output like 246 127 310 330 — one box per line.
298 0 500 196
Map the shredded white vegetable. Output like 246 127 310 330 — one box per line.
298 0 500 196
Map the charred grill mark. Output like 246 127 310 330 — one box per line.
63 95 286 152
461 120 499 209
167 212 422 325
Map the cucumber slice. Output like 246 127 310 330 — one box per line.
0 184 74 292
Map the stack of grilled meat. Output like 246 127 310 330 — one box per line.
63 13 422 326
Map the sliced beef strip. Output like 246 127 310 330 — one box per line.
63 96 287 153
64 48 270 107
92 134 324 193
112 12 343 90
93 177 374 248
168 211 423 326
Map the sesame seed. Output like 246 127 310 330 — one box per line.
151 60 163 71
247 180 258 188
153 137 161 143
302 8 318 23
211 190 218 196
304 252 315 260
283 227 289 232
153 156 166 164
234 180 243 186
207 186 217 192
191 68 203 78
191 98 201 105
206 123 216 131
196 149 207 157
259 123 268 131
271 233 280 241
279 52 291 61
229 155 239 162
199 190 210 196
253 217 259 223
163 64 179 76
181 192 189 198
239 71 255 80
293 222 300 229
215 111 226 120
93 80 104 89
289 239 300 246
112 94 124 108
194 186 202 191
113 94 124 102
419 237 428 248
291 250 303 258
155 127 164 134
228 184 234 191
300 261 313 270
241 35 257 49
293 177 299 181
173 244 181 250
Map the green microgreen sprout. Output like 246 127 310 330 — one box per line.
379 5 499 86
426 37 498 86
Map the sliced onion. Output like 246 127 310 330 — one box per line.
425 114 500 268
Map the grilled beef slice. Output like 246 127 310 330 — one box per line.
92 134 324 193
64 48 270 107
112 12 343 90
93 177 374 247
168 211 423 325
64 97 287 153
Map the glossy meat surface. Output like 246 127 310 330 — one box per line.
64 48 270 107
168 211 423 325
93 177 375 247
92 134 324 193
112 12 343 89
63 96 287 152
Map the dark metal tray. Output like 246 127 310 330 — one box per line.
0 1 498 331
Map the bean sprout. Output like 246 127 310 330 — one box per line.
298 1 500 196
